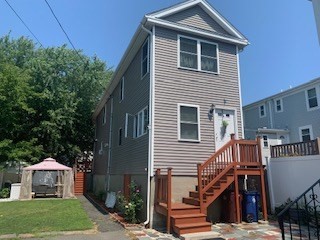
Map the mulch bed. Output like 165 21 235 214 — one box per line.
84 193 144 229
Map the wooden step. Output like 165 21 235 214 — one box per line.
171 213 206 225
183 197 200 206
170 203 201 215
189 191 213 198
173 222 212 235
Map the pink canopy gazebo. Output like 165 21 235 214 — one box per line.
19 158 74 199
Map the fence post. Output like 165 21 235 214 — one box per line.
167 168 172 233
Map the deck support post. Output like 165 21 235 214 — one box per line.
260 167 268 221
167 168 172 233
234 170 241 223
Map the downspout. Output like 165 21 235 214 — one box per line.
107 96 114 191
268 100 274 129
236 46 247 190
141 24 154 227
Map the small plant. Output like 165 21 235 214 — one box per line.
222 120 229 128
0 188 10 198
116 181 143 223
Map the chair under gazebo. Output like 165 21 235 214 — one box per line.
19 157 74 199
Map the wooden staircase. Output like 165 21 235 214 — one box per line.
154 135 268 236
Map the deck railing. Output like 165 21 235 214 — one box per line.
271 139 320 158
278 178 320 239
155 168 172 233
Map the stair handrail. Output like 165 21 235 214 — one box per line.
197 135 261 213
277 178 320 240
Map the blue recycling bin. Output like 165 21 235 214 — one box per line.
242 191 259 223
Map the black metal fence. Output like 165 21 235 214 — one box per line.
278 179 320 239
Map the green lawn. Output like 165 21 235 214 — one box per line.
0 199 93 235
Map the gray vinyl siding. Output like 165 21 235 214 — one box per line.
243 83 320 143
153 26 242 175
93 101 111 175
163 5 230 36
110 38 150 175
243 103 271 137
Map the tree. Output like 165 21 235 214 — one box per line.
0 35 112 165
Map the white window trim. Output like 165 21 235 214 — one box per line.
305 87 320 111
259 104 266 118
141 38 150 79
177 103 201 142
298 125 314 142
177 35 219 74
133 106 148 138
99 141 103 155
119 76 124 102
102 104 107 125
274 98 283 113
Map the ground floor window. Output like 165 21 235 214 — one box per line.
299 125 313 142
178 104 200 141
134 106 149 138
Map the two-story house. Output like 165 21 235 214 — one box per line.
92 0 267 235
243 77 320 163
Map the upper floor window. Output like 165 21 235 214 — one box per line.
141 39 149 78
119 77 124 102
275 98 283 113
306 87 318 110
178 36 218 74
259 104 266 118
178 104 200 142
134 107 149 138
299 125 313 142
102 104 107 125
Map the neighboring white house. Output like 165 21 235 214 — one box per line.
243 77 320 163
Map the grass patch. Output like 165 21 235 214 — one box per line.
0 199 93 235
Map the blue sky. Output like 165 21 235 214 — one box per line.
0 0 319 105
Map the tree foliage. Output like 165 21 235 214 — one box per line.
0 35 112 165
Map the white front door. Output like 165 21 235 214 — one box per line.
214 109 236 150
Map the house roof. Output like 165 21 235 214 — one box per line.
92 0 249 120
243 77 320 110
24 157 71 171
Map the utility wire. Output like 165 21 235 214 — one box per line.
44 0 78 53
4 0 43 47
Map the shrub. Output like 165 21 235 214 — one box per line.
116 181 143 223
0 188 10 198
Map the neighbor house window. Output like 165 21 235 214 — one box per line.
134 107 149 138
178 104 200 141
179 36 218 73
275 99 283 112
141 39 149 78
299 125 313 142
259 104 266 118
262 135 268 147
119 77 124 102
102 104 107 125
306 87 318 110
118 128 122 146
